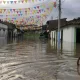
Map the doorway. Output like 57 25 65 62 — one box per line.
76 28 80 43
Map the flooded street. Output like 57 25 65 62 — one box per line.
0 38 80 80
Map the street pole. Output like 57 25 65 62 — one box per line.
57 0 61 52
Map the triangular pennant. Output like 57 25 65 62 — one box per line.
14 1 17 4
17 11 18 13
4 9 6 12
32 0 34 2
18 14 20 16
21 14 23 16
18 1 21 3
10 1 13 4
41 9 44 12
47 8 49 10
7 1 9 4
21 1 24 3
0 1 2 4
37 6 39 9
8 11 10 14
28 8 30 10
25 0 28 3
20 11 22 13
34 7 36 9
37 11 39 14
3 1 6 4
13 9 15 12
39 10 41 13
10 9 12 11
29 0 31 2
54 2 56 7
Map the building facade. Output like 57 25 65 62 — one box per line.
46 18 80 43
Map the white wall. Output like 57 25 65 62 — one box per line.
63 26 75 42
0 23 8 29
0 23 8 37
50 31 56 40
0 23 8 47
62 42 75 52
50 31 54 39
50 30 61 41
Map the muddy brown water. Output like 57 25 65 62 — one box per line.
0 37 80 80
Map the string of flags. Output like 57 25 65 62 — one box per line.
0 14 47 26
0 5 53 18
0 0 45 4
0 8 51 25
0 0 57 26
0 1 55 14
10 14 48 26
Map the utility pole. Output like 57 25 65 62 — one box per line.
57 0 61 52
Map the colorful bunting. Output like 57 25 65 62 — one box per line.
0 1 55 14
25 0 28 3
0 0 56 26
0 0 47 4
54 2 56 7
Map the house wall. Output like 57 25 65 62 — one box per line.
50 30 61 41
63 26 75 42
50 31 54 39
50 31 56 40
0 23 8 37
62 42 75 52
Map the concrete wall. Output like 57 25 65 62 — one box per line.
50 31 55 39
0 23 7 29
63 26 75 42
50 25 75 43
62 42 75 52
50 30 61 41
0 23 8 37
50 31 57 40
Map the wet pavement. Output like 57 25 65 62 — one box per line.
0 38 80 80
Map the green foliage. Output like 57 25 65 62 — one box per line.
23 31 40 39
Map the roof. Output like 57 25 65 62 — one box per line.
0 20 16 29
46 17 80 31
41 25 47 30
46 18 67 31
67 18 80 25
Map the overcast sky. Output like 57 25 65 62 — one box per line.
0 0 80 23
61 0 80 20
45 0 80 22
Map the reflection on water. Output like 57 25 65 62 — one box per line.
77 64 80 75
0 38 80 80
50 39 80 58
0 37 7 48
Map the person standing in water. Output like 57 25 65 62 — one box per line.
77 57 80 66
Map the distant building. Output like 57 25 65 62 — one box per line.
46 18 67 41
41 25 47 32
0 22 8 38
46 18 80 43
0 20 17 38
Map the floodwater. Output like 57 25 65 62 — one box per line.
0 37 80 80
